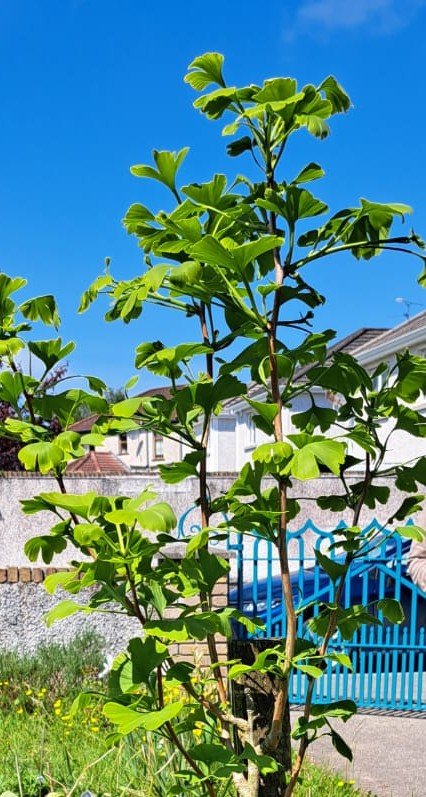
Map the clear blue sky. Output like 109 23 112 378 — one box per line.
1 0 425 390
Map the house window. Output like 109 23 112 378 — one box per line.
372 371 383 391
372 368 390 392
153 433 164 460
245 413 256 449
118 433 128 455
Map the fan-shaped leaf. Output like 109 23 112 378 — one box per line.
20 295 60 328
185 52 225 90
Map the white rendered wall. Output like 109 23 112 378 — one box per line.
99 429 182 470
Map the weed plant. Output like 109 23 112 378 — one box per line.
0 632 104 711
0 636 371 797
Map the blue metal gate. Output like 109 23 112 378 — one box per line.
228 520 426 711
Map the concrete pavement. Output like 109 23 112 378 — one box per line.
290 709 426 796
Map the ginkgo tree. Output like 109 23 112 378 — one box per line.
2 53 426 797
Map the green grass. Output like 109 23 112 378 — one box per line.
0 632 104 709
296 759 372 797
0 636 373 797
0 712 373 797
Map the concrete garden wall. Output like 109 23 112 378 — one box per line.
0 472 422 653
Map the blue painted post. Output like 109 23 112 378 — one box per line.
416 627 425 709
266 540 273 638
384 626 392 707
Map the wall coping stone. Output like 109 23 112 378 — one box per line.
160 542 234 560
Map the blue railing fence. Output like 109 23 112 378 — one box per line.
228 518 426 711
177 508 425 711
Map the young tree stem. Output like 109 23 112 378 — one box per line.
284 454 372 796
198 301 228 705
262 204 298 755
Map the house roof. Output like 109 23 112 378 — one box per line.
351 309 426 357
293 327 388 383
69 414 98 433
223 327 388 407
136 386 179 399
66 450 130 475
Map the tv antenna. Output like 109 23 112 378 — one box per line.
395 297 424 320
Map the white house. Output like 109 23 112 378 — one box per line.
210 327 388 472
71 386 239 473
350 311 426 468
70 387 183 472
71 312 426 474
206 313 426 473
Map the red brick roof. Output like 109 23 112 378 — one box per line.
137 386 180 399
69 414 99 433
66 451 130 475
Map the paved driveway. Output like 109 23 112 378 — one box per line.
290 710 426 796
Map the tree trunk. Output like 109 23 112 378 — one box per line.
228 639 292 796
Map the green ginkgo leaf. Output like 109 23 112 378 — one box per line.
20 295 61 328
131 148 189 195
185 52 225 90
18 442 64 474
103 700 183 735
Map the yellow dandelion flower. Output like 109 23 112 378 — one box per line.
37 691 44 698
54 708 62 716
3 681 9 686
337 782 345 788
53 699 62 708
193 721 204 738
348 781 355 786
64 730 71 736
91 726 100 733
25 689 32 696
41 688 47 694
16 707 24 714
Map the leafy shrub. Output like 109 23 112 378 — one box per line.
0 632 105 711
